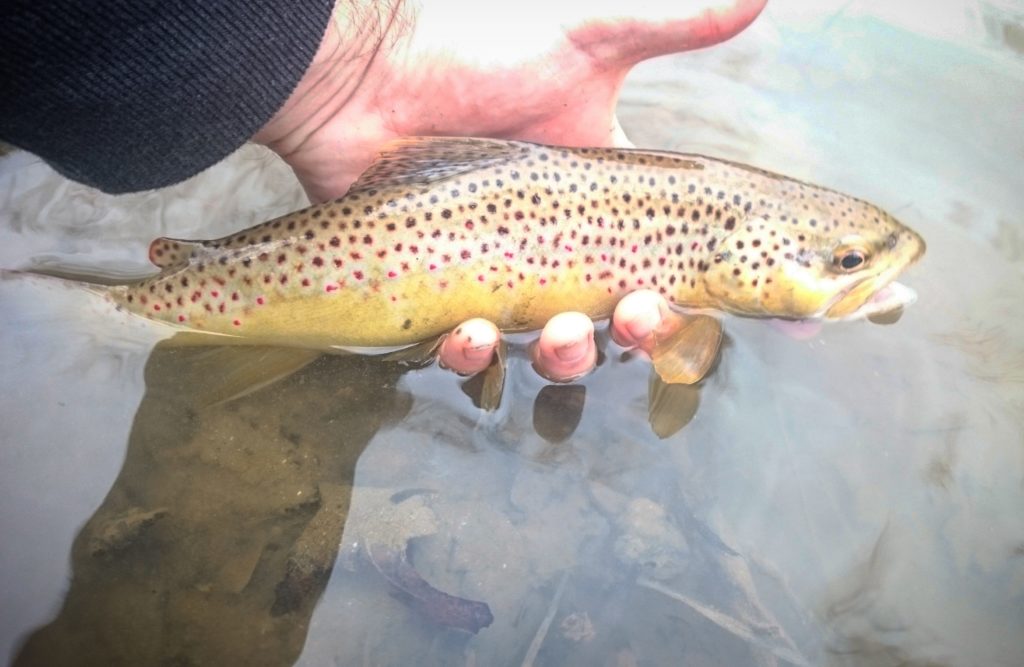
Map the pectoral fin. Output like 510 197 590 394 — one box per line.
459 340 507 411
648 314 723 385
648 374 701 439
381 335 446 368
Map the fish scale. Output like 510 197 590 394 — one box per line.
109 137 925 349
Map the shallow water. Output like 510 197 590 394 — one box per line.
2 2 1023 665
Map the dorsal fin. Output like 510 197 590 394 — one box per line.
347 137 535 195
147 237 208 270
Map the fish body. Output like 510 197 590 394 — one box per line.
109 138 925 349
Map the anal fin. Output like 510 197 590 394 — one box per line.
172 345 323 407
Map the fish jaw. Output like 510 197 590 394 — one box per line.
822 277 918 321
822 226 926 320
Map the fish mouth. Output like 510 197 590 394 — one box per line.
821 229 925 321
823 275 918 321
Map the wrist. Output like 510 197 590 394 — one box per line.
253 1 411 195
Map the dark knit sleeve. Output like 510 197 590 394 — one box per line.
1 1 335 193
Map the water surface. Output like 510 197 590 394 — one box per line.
2 2 1022 665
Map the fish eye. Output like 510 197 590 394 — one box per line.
834 249 868 272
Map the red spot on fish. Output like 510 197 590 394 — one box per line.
539 278 547 285
301 278 311 287
178 315 186 322
325 284 338 293
153 304 161 311
387 270 397 278
631 245 638 253
233 319 241 327
429 263 437 271
256 296 265 305
353 271 364 280
211 290 219 298
477 274 485 282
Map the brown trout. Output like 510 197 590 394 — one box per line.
108 137 925 349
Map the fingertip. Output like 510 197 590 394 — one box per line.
440 317 500 374
533 312 597 382
611 289 667 348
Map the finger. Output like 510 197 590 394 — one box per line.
567 0 768 68
531 311 597 383
610 289 671 349
438 317 500 375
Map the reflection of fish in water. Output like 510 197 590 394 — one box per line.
106 137 925 348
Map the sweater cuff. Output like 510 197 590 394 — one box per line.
1 1 336 193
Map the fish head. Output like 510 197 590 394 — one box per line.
701 203 926 321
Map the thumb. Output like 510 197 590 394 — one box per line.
565 0 768 69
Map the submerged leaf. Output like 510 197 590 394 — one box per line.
367 543 494 634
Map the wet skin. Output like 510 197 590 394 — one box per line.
253 0 770 380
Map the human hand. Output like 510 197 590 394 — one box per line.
255 0 767 380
